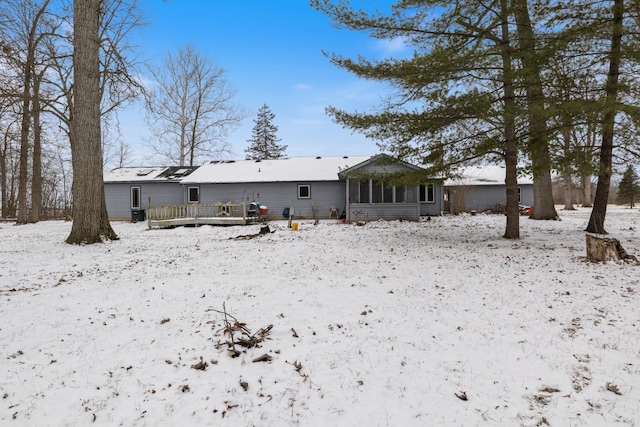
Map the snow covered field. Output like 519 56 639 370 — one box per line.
1 207 639 427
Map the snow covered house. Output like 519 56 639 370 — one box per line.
443 165 534 213
103 155 444 223
103 166 200 221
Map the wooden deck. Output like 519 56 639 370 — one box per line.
147 202 260 229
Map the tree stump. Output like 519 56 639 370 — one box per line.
585 234 638 264
259 225 271 235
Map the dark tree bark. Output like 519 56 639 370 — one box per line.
561 126 575 210
28 71 44 223
0 124 10 218
512 0 558 220
16 33 34 225
501 0 520 239
66 0 118 244
586 0 623 234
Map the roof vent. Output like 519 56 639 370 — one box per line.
316 156 322 159
343 156 348 158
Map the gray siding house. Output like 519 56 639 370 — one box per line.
104 156 444 222
179 156 371 220
444 165 534 213
104 166 199 221
340 156 443 221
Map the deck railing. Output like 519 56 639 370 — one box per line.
147 202 254 221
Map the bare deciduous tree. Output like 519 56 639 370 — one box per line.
66 0 117 244
0 106 20 218
0 0 53 224
45 0 145 163
146 44 246 166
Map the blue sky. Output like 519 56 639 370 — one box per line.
119 0 405 164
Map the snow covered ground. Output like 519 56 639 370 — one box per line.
1 207 639 427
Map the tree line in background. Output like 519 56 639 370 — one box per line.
0 0 248 240
313 0 640 237
1 0 639 243
0 0 146 226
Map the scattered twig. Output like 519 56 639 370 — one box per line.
606 382 622 395
455 391 468 401
252 353 273 363
191 356 208 371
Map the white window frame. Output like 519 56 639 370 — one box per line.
188 186 200 203
131 186 141 209
298 184 311 199
420 183 435 203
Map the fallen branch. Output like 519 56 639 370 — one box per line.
232 225 273 240
208 304 273 357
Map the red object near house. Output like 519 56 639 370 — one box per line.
519 205 534 216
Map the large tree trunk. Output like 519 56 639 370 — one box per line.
512 0 558 220
581 174 592 207
586 0 623 234
29 73 43 223
66 0 118 244
16 59 32 225
500 0 520 239
563 172 574 210
561 124 575 210
1 130 8 218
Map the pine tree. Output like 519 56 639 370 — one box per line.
245 104 287 160
616 165 640 208
313 0 524 237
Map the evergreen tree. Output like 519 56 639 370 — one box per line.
313 0 526 237
245 104 287 160
616 165 640 208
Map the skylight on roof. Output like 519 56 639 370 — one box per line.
172 168 190 176
136 168 155 176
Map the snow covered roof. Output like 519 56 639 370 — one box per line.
104 166 199 183
444 165 534 186
181 156 372 184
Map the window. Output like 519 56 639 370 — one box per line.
517 187 521 203
131 186 141 209
419 183 435 203
349 181 359 203
188 186 199 203
396 185 416 203
359 181 370 203
350 180 422 204
405 185 417 203
383 183 393 203
396 186 404 203
298 184 310 199
372 181 383 203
